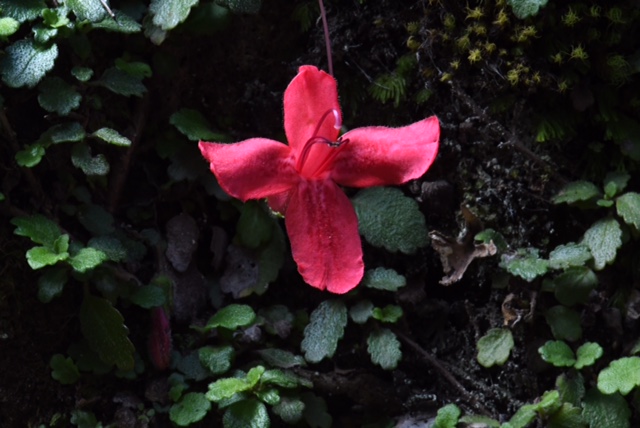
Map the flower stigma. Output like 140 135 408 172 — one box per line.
296 108 348 177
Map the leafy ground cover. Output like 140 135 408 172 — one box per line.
1 0 640 427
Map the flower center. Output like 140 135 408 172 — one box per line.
296 109 348 178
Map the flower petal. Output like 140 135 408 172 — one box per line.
284 66 341 151
286 179 364 294
331 116 440 187
199 139 299 201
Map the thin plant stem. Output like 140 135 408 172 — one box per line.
317 0 333 76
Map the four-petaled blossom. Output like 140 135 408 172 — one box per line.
199 65 439 294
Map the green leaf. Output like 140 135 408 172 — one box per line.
223 399 270 428
92 128 132 147
603 171 630 198
553 266 598 307
597 357 640 395
0 39 58 88
556 373 585 407
37 267 68 302
199 345 234 375
256 224 285 291
92 10 142 33
552 180 600 204
476 327 514 368
459 415 500 428
547 403 586 428
170 108 225 141
0 0 45 22
42 8 70 28
0 17 19 36
68 247 108 272
78 204 115 235
170 392 211 426
500 248 549 282
97 67 146 97
32 23 58 44
301 392 332 428
218 0 262 14
38 77 81 116
149 0 199 30
574 342 603 369
616 192 640 231
12 214 62 247
371 304 403 323
87 235 127 262
349 299 374 324
256 349 306 369
301 300 347 363
367 328 402 370
273 397 305 424
80 294 135 370
236 201 273 249
206 367 264 402
68 0 109 22
71 66 94 82
434 403 461 428
582 218 622 270
538 340 576 367
353 187 428 254
545 305 582 341
582 389 630 428
205 304 256 330
41 122 86 144
548 243 592 270
361 267 406 291
130 285 165 309
15 144 45 167
262 369 309 388
115 58 152 78
71 144 110 176
26 244 69 269
504 404 537 428
50 354 80 385
177 352 210 381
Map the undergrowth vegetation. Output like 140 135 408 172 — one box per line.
1 0 640 427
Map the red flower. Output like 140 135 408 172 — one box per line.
199 66 439 294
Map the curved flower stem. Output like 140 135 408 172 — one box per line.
317 0 333 76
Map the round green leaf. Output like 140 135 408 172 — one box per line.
575 342 603 370
500 248 549 282
170 108 225 141
92 128 132 147
50 354 80 385
97 67 146 97
0 17 19 36
371 304 403 323
68 247 107 272
0 0 46 22
67 0 108 22
11 214 62 247
538 340 576 367
582 218 622 270
80 294 135 370
582 388 631 428
301 300 347 363
548 243 592 270
367 328 402 370
129 285 165 309
256 349 306 369
199 345 234 375
349 300 374 324
92 10 142 33
38 77 81 116
0 39 58 88
37 267 68 303
552 180 600 204
150 0 199 30
237 201 273 249
222 399 270 428
361 267 406 291
71 144 110 176
15 144 45 167
170 392 211 426
476 327 514 367
545 305 582 342
353 187 428 254
26 245 69 269
206 304 256 330
597 357 640 395
273 397 305 424
71 66 94 82
553 266 598 307
616 192 640 231
434 403 461 428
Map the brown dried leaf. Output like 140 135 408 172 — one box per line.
429 205 497 285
